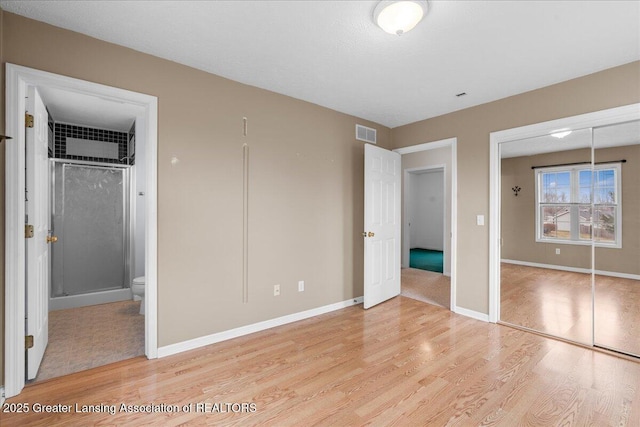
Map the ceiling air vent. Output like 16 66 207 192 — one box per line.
356 124 377 144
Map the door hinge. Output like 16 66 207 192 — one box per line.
25 113 34 128
25 224 34 238
25 335 34 349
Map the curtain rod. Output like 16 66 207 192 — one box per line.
531 159 626 170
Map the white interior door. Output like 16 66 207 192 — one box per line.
25 86 50 379
364 144 401 309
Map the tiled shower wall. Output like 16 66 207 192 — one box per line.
128 121 136 165
47 112 54 157
52 122 134 165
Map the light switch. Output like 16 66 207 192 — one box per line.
476 215 485 226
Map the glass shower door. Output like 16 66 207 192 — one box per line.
51 163 127 297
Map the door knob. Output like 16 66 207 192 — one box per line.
47 235 58 243
368 232 375 237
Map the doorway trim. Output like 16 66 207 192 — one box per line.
488 103 640 323
394 137 457 311
4 63 159 398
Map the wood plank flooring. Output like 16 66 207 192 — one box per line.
501 263 640 356
500 263 592 344
4 296 640 426
593 274 640 356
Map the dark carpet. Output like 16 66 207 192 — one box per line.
409 248 443 273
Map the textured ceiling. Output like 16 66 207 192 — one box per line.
3 0 639 128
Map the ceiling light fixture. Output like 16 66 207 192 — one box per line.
551 129 572 139
374 1 428 36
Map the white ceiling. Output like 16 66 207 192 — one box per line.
3 1 639 129
37 86 142 132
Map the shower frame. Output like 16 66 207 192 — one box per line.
49 158 134 310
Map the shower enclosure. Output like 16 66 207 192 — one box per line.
50 160 132 310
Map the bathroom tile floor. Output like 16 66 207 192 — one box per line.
34 300 145 382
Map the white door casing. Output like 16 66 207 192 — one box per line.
364 143 401 309
5 63 159 398
25 86 50 379
394 138 458 312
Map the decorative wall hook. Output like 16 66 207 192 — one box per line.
512 186 521 196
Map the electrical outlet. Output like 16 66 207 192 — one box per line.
298 280 304 292
274 284 280 296
555 248 561 255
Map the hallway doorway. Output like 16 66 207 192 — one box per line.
395 138 457 311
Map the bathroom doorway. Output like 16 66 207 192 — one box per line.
40 158 142 383
5 64 158 397
35 89 144 382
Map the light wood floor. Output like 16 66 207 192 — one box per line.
5 296 640 426
501 263 640 356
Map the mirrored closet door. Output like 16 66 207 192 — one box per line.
500 128 593 345
593 120 640 357
497 109 640 358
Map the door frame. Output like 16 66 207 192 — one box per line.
488 103 640 323
4 63 159 398
394 137 457 311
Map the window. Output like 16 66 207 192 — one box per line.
535 163 621 247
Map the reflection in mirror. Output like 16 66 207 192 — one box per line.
593 120 640 357
499 128 593 344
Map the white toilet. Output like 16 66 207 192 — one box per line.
132 276 145 315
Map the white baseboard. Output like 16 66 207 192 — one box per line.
502 259 640 281
454 306 490 322
158 296 364 358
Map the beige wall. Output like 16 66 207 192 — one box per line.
501 146 640 275
392 60 640 314
0 12 392 386
595 145 640 274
